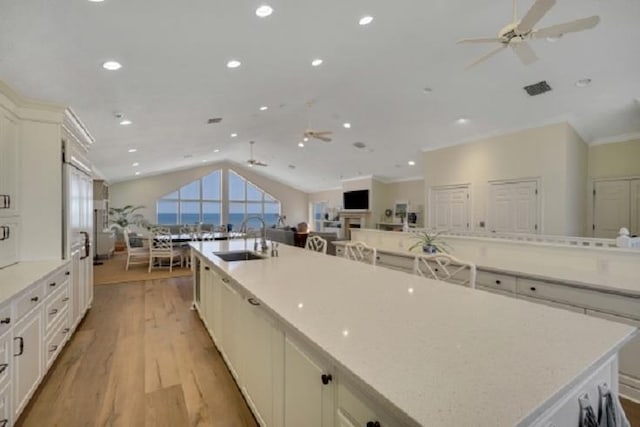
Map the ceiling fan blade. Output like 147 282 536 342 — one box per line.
511 41 538 65
517 0 556 34
465 45 507 69
314 131 333 136
457 37 504 44
532 15 600 38
315 135 332 142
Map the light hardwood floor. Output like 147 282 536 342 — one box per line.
15 276 640 426
17 276 257 427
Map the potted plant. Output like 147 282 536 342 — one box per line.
409 230 450 254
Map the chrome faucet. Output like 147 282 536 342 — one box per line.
239 215 269 253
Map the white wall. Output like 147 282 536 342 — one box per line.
565 125 588 236
109 161 309 226
423 122 578 235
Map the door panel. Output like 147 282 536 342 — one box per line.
490 180 538 233
284 338 324 427
593 180 630 238
430 186 469 231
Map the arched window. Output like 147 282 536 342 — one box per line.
228 169 281 229
156 170 222 225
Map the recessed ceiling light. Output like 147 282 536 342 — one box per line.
132 162 139 167
303 137 309 142
422 87 433 94
88 0 105 2
119 119 132 126
226 60 241 69
408 160 416 166
128 148 137 153
230 133 238 138
298 142 305 148
343 122 351 129
575 78 592 88
214 149 220 153
288 164 296 169
260 106 269 111
311 58 323 67
359 15 374 26
201 160 207 163
456 118 469 124
255 5 273 18
135 172 140 176
102 61 122 71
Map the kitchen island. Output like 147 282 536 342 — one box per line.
191 239 636 426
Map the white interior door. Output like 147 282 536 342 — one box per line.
489 180 538 233
630 180 640 236
430 186 470 231
593 180 630 238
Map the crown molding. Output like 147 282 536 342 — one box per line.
589 132 640 146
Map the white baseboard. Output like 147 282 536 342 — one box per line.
620 374 640 403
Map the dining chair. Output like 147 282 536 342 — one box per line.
149 229 183 272
305 235 327 254
413 253 476 288
343 241 377 265
123 228 150 270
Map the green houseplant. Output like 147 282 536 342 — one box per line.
409 230 450 254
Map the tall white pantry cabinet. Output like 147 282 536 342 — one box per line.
0 79 95 426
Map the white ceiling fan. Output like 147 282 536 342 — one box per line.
458 0 600 69
303 101 333 142
246 141 267 167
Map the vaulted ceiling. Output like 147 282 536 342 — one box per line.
1 0 639 191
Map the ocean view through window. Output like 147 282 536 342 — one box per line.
156 169 281 229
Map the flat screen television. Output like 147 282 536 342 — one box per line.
343 190 369 210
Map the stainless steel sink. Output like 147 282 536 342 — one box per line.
213 250 265 262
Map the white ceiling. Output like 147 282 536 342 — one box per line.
1 0 639 192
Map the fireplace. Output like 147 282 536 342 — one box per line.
340 211 370 239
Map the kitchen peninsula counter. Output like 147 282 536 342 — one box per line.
190 240 636 426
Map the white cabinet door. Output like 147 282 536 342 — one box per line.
240 298 283 427
70 248 82 327
199 263 210 325
220 278 242 380
593 180 630 238
0 381 11 427
12 306 43 419
489 180 538 233
0 112 19 217
284 338 333 427
211 271 223 343
0 220 18 269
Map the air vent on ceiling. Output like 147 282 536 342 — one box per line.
523 81 552 96
207 117 223 124
353 142 367 149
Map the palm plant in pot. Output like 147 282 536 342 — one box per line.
409 230 450 254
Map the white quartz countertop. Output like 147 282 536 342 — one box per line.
191 240 636 427
334 238 640 297
0 260 69 304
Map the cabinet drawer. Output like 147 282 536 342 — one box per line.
517 278 640 320
45 309 70 369
0 332 10 386
337 382 380 427
0 304 11 337
0 381 10 427
44 267 71 296
14 282 45 320
45 282 70 333
476 270 516 294
376 253 414 272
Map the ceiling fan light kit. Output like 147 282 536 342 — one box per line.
246 141 268 167
458 0 600 69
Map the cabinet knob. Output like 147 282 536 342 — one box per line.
62 328 70 334
31 296 39 302
204 266 210 271
366 422 381 427
221 277 230 283
530 286 537 292
247 298 260 306
49 309 59 316
65 271 70 276
49 344 58 353
0 318 9 325
321 374 332 385
0 363 8 374
495 280 501 285
62 297 70 302
49 282 57 287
